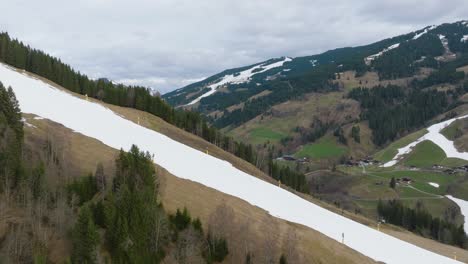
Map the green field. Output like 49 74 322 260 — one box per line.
440 119 462 140
403 140 446 168
371 170 456 195
295 136 346 159
249 127 285 144
401 140 467 168
374 129 428 162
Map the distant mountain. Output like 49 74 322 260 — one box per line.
164 20 468 129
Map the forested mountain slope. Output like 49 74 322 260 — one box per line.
164 21 468 167
165 21 468 125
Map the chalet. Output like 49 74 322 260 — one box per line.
444 169 456 175
396 177 412 185
278 155 296 161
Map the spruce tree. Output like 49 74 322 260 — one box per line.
71 206 100 264
390 177 396 189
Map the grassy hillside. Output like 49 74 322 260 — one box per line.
295 135 346 159
15 112 375 264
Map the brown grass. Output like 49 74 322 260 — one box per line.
334 69 432 91
22 116 375 264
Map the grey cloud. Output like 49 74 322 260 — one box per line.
1 0 467 93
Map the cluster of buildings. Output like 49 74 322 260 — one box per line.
345 157 380 167
276 155 310 163
432 164 468 174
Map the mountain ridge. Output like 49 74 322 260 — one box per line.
164 20 468 118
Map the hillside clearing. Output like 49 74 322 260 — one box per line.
295 136 346 159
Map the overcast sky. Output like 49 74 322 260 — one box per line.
2 0 467 93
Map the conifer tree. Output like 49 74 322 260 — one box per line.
71 206 100 264
390 177 396 189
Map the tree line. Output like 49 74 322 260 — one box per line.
0 32 308 193
378 199 466 248
349 85 451 146
0 81 23 193
68 145 232 263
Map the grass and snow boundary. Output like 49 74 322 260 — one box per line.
0 62 460 264
383 115 468 167
185 57 292 106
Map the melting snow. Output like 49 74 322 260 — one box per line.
439 35 449 48
21 117 36 128
364 43 400 65
462 35 468 43
446 195 468 233
413 25 436 40
383 115 468 167
310 59 318 66
428 182 440 188
185 57 292 106
0 62 460 264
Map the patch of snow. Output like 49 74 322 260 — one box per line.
446 195 468 233
0 62 460 264
364 43 400 65
283 69 291 72
185 57 292 106
428 182 440 188
439 35 449 48
21 117 36 128
412 25 436 40
383 115 468 167
34 116 44 120
310 59 318 66
462 35 468 43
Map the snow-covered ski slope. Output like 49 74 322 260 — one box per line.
185 57 291 106
383 114 468 167
0 62 460 264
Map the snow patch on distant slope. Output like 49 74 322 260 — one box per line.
364 43 400 65
0 62 460 264
185 57 292 106
428 182 440 188
383 115 468 167
462 35 468 42
21 117 36 128
439 34 449 49
413 25 436 40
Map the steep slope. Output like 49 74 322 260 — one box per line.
18 114 374 263
0 61 463 263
